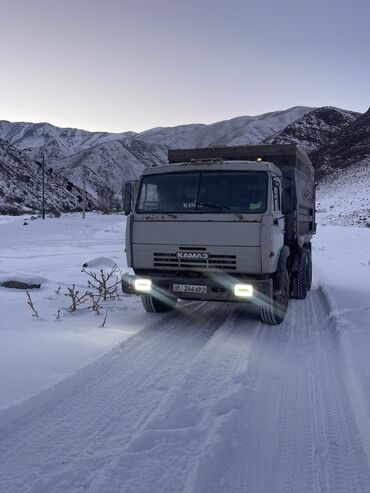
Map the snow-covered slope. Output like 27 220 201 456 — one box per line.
58 139 168 197
0 107 313 209
311 107 370 175
0 107 312 166
0 120 135 159
0 138 97 213
1 105 369 213
266 106 369 182
266 106 360 153
317 158 370 227
134 106 313 148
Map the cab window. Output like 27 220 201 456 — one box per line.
273 180 281 211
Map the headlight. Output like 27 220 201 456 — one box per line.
134 278 152 292
234 283 253 297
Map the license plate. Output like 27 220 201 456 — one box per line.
173 283 207 294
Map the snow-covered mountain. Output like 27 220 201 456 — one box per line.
310 107 370 175
267 106 369 227
0 106 313 211
264 106 369 178
0 138 97 214
317 156 370 227
0 105 369 214
55 139 168 198
265 106 360 153
0 106 312 157
133 106 313 148
0 120 135 160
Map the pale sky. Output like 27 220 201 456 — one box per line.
1 0 369 132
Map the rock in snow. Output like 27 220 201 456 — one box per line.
0 274 45 289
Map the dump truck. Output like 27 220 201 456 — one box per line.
122 144 316 324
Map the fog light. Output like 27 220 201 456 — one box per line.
134 278 152 292
234 283 253 297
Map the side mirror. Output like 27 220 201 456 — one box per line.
123 182 132 215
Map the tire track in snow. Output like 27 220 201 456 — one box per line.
1 289 370 493
204 287 370 493
87 304 262 493
0 301 230 493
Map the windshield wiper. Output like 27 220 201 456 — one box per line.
197 202 243 221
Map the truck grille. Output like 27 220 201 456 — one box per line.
153 252 237 270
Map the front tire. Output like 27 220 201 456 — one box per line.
260 268 290 325
141 293 177 313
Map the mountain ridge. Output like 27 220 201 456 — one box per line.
0 105 368 214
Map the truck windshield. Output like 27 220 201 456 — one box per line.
136 171 268 214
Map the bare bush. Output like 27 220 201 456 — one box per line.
64 285 102 314
85 292 102 315
26 291 39 318
82 266 121 301
99 309 108 328
65 284 90 312
62 267 120 321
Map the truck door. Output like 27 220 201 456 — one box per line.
271 177 285 263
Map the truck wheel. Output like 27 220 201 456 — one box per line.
141 294 177 313
306 246 312 291
260 269 290 325
291 248 309 299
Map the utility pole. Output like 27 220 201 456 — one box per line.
42 154 45 219
35 153 46 219
82 165 87 219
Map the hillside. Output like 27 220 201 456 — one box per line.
316 157 370 227
0 107 312 206
0 139 97 214
0 105 369 216
265 106 370 187
0 120 135 160
265 106 359 153
310 107 370 175
56 139 167 198
133 106 313 148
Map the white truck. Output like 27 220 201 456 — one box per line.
122 144 316 324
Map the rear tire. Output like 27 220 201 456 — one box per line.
141 294 177 313
291 248 310 299
306 245 312 291
260 268 290 325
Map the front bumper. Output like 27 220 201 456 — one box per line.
121 272 272 302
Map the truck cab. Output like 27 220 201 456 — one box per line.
122 145 315 325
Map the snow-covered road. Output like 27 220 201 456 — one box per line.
1 288 370 492
1 213 369 492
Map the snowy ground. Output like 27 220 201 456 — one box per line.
317 159 370 227
0 212 369 492
0 213 147 412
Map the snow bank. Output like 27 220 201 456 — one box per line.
314 223 370 465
